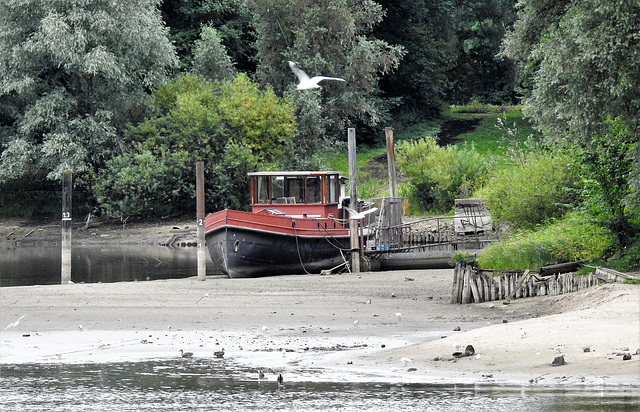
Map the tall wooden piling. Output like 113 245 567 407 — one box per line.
61 171 72 284
385 127 398 199
348 128 360 273
196 162 206 281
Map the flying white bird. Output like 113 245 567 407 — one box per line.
400 356 413 366
344 206 378 220
288 61 345 90
4 314 27 330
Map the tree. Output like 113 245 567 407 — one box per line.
502 0 640 246
94 75 297 217
0 0 177 187
504 0 640 144
247 0 405 144
191 25 237 81
446 0 518 105
374 0 456 123
160 0 256 72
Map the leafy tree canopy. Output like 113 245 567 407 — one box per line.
0 0 177 185
191 25 237 81
503 0 640 246
94 74 297 217
247 0 405 144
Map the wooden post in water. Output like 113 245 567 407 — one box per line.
196 162 207 281
348 128 360 273
61 171 72 285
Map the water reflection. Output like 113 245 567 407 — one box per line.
0 245 220 287
1 361 638 412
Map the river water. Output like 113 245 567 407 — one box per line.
0 244 220 286
1 246 639 410
1 359 638 411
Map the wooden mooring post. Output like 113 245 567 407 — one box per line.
61 170 72 285
348 128 360 273
196 162 207 281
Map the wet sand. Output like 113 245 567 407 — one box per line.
1 269 638 387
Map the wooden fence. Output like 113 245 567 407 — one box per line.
450 261 609 304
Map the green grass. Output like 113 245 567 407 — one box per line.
326 146 386 175
325 106 540 201
476 211 614 271
455 111 541 156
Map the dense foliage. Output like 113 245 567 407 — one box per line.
502 0 640 248
396 137 488 213
478 151 581 229
477 211 614 270
247 0 405 145
93 75 296 216
0 0 177 187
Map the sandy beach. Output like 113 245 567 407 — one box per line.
1 265 638 388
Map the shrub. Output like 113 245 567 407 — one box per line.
397 137 488 213
94 75 296 217
477 151 580 229
477 211 613 270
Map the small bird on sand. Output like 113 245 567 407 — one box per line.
4 314 27 330
213 348 225 358
353 320 359 326
401 356 413 366
395 312 403 321
277 373 284 386
258 370 265 382
519 327 527 338
180 349 193 358
288 61 345 90
552 344 564 353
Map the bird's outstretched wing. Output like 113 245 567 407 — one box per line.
311 75 345 83
288 61 310 82
344 206 378 220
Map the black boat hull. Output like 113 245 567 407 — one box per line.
206 225 351 278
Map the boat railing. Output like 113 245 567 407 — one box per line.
361 200 498 255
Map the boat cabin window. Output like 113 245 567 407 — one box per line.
256 175 270 204
306 176 321 204
284 176 304 203
271 176 284 200
253 173 341 205
326 175 338 203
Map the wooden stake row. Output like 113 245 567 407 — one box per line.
451 261 603 304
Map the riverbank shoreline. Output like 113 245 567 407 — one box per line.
0 216 198 247
1 269 638 388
